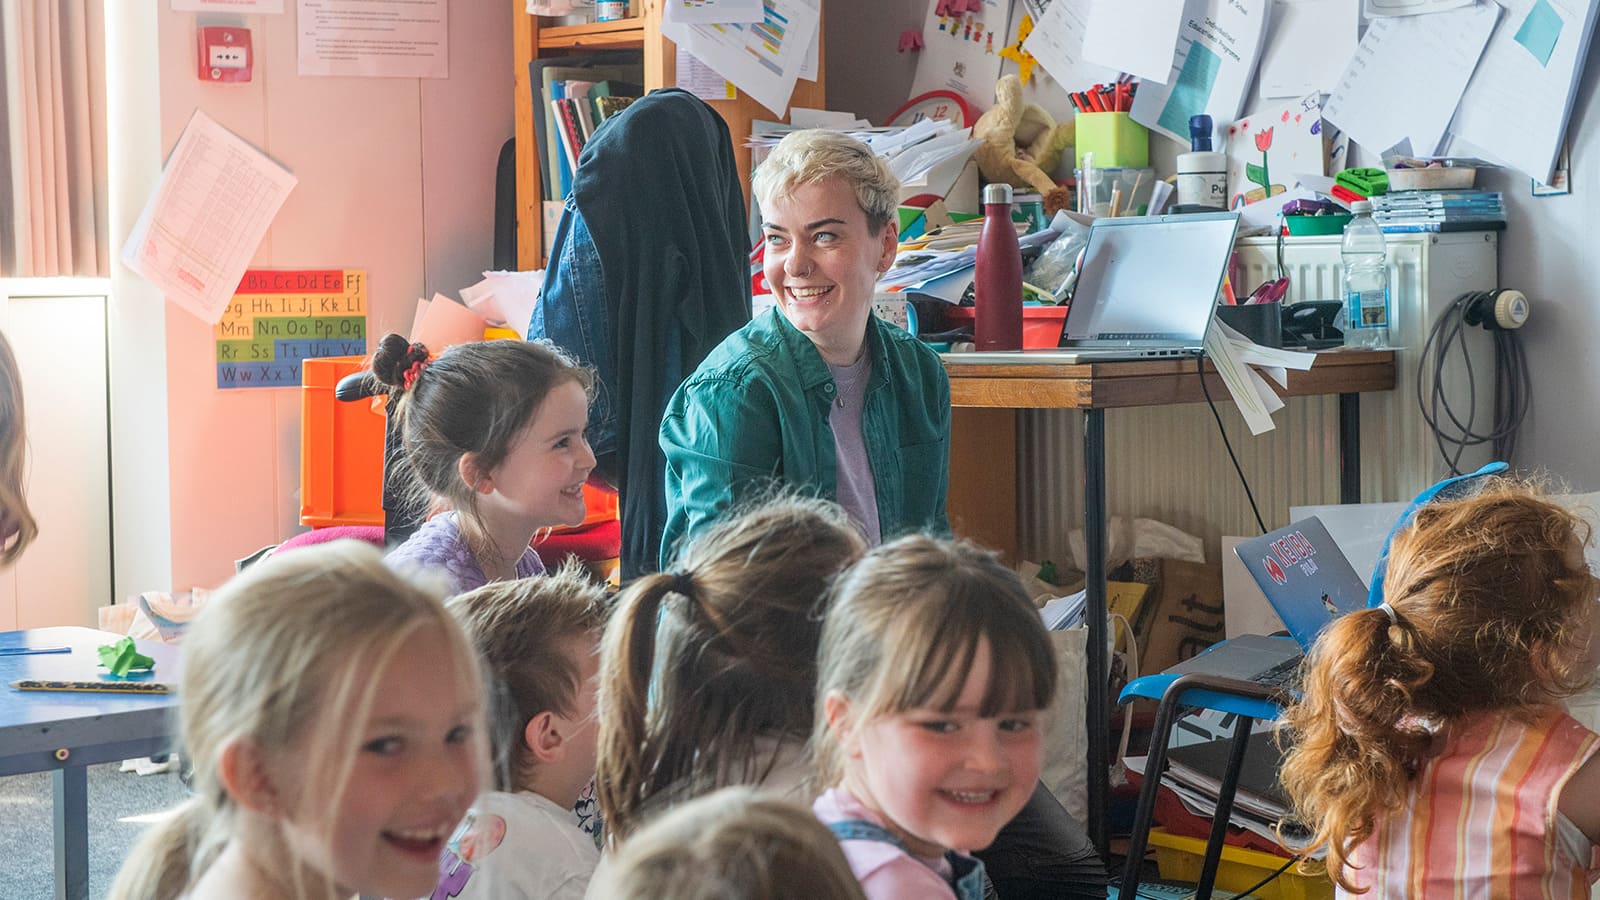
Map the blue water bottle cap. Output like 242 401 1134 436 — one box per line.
1188 115 1214 152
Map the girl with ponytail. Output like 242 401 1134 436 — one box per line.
1280 476 1600 897
595 494 866 844
370 332 596 595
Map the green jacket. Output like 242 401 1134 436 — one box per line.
659 309 951 567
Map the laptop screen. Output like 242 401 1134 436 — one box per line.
1234 516 1370 650
1062 212 1240 348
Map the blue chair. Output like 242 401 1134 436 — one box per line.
1115 461 1509 899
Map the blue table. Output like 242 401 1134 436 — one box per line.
0 627 182 900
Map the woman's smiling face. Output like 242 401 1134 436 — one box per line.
761 177 897 365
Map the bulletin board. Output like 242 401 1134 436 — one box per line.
214 269 367 389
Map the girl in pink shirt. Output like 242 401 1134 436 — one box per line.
1281 476 1600 897
811 536 1059 900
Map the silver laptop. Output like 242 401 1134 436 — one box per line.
943 211 1240 365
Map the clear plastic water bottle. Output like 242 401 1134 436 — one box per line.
1340 200 1390 348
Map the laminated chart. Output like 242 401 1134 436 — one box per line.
214 269 367 389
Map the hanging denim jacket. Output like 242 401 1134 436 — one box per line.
529 197 617 460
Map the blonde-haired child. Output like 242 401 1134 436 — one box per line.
107 540 488 900
597 494 866 842
1280 476 1600 897
435 561 611 899
589 786 867 900
0 332 37 564
812 535 1058 900
373 332 596 594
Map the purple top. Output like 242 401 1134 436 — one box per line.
826 354 881 545
385 512 545 596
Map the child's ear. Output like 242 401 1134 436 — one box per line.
525 711 565 764
458 453 494 495
823 691 862 757
218 737 284 817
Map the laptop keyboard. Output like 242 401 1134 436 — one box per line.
1253 655 1304 690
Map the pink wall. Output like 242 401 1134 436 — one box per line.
156 3 512 589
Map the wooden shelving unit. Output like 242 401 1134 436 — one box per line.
513 0 825 269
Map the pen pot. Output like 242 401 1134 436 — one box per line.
1215 302 1283 349
1074 112 1150 170
1074 166 1155 218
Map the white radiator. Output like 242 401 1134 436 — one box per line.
1018 231 1500 564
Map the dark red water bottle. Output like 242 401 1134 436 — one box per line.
975 182 1023 351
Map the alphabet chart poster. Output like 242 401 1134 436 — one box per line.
214 269 367 389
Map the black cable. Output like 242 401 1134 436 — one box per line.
1417 291 1530 475
1230 853 1300 898
1197 353 1268 534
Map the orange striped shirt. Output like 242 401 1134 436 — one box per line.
1342 706 1600 899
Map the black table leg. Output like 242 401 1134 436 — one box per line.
1339 392 1360 504
1196 714 1255 900
53 765 88 900
1084 408 1109 860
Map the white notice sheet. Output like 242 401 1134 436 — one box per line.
172 0 283 11
1365 0 1478 15
674 45 735 102
1024 0 1124 91
908 0 1013 106
660 0 818 117
121 110 298 325
1083 0 1184 84
297 0 448 79
1128 0 1271 146
1256 0 1359 98
663 0 762 25
1323 2 1499 158
1447 0 1600 182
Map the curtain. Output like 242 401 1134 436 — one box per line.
0 0 107 278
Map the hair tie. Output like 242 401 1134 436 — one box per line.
1377 601 1399 626
402 358 429 390
668 571 695 598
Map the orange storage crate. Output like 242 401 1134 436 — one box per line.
300 355 387 528
940 305 1069 350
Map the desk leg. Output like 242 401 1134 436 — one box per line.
1339 392 1360 504
1084 409 1109 860
53 765 88 900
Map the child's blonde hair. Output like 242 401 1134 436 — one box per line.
0 332 37 564
589 786 867 900
1280 477 1599 891
370 333 594 566
597 494 866 840
812 535 1059 787
108 540 487 900
449 559 609 792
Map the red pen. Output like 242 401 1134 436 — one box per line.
1087 86 1106 112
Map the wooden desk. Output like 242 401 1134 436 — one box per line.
940 350 1396 856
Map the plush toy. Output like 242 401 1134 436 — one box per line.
972 74 1074 214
